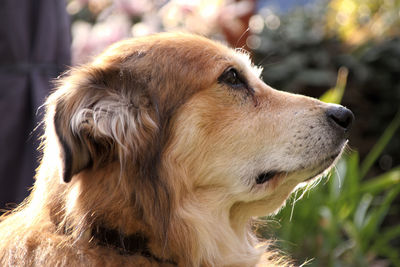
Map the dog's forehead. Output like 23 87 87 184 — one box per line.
94 33 261 80
88 33 263 115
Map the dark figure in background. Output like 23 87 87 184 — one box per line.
0 0 71 212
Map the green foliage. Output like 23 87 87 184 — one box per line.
260 106 400 267
360 110 400 179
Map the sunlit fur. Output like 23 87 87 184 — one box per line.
0 33 348 266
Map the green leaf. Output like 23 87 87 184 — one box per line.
360 109 400 178
360 167 400 195
320 67 348 104
360 184 400 250
344 152 361 196
354 193 373 229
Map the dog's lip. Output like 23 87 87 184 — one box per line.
255 171 280 184
255 151 341 184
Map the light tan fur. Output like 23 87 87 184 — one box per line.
0 33 350 266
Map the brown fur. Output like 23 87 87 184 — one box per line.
0 33 351 266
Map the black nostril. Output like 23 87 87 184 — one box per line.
326 105 354 132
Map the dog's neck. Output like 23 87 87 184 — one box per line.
91 225 177 265
38 163 262 266
58 193 260 266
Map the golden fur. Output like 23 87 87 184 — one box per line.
0 33 352 266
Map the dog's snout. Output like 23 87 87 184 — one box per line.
326 105 354 132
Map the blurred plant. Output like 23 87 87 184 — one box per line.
259 74 400 266
327 0 400 46
66 0 232 64
320 66 348 104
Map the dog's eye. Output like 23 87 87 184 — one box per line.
218 68 246 89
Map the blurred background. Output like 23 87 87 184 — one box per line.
1 0 400 266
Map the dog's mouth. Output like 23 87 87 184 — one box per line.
255 141 348 185
255 171 280 184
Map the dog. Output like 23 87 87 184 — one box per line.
0 33 353 266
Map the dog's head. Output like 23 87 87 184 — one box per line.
47 33 352 229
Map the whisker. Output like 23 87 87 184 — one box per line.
289 190 298 221
235 28 250 49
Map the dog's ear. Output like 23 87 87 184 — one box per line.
52 66 159 183
53 95 93 183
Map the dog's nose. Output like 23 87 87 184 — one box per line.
326 105 354 132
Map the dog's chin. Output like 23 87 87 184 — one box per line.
302 140 348 182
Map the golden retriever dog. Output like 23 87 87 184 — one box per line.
0 33 353 266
